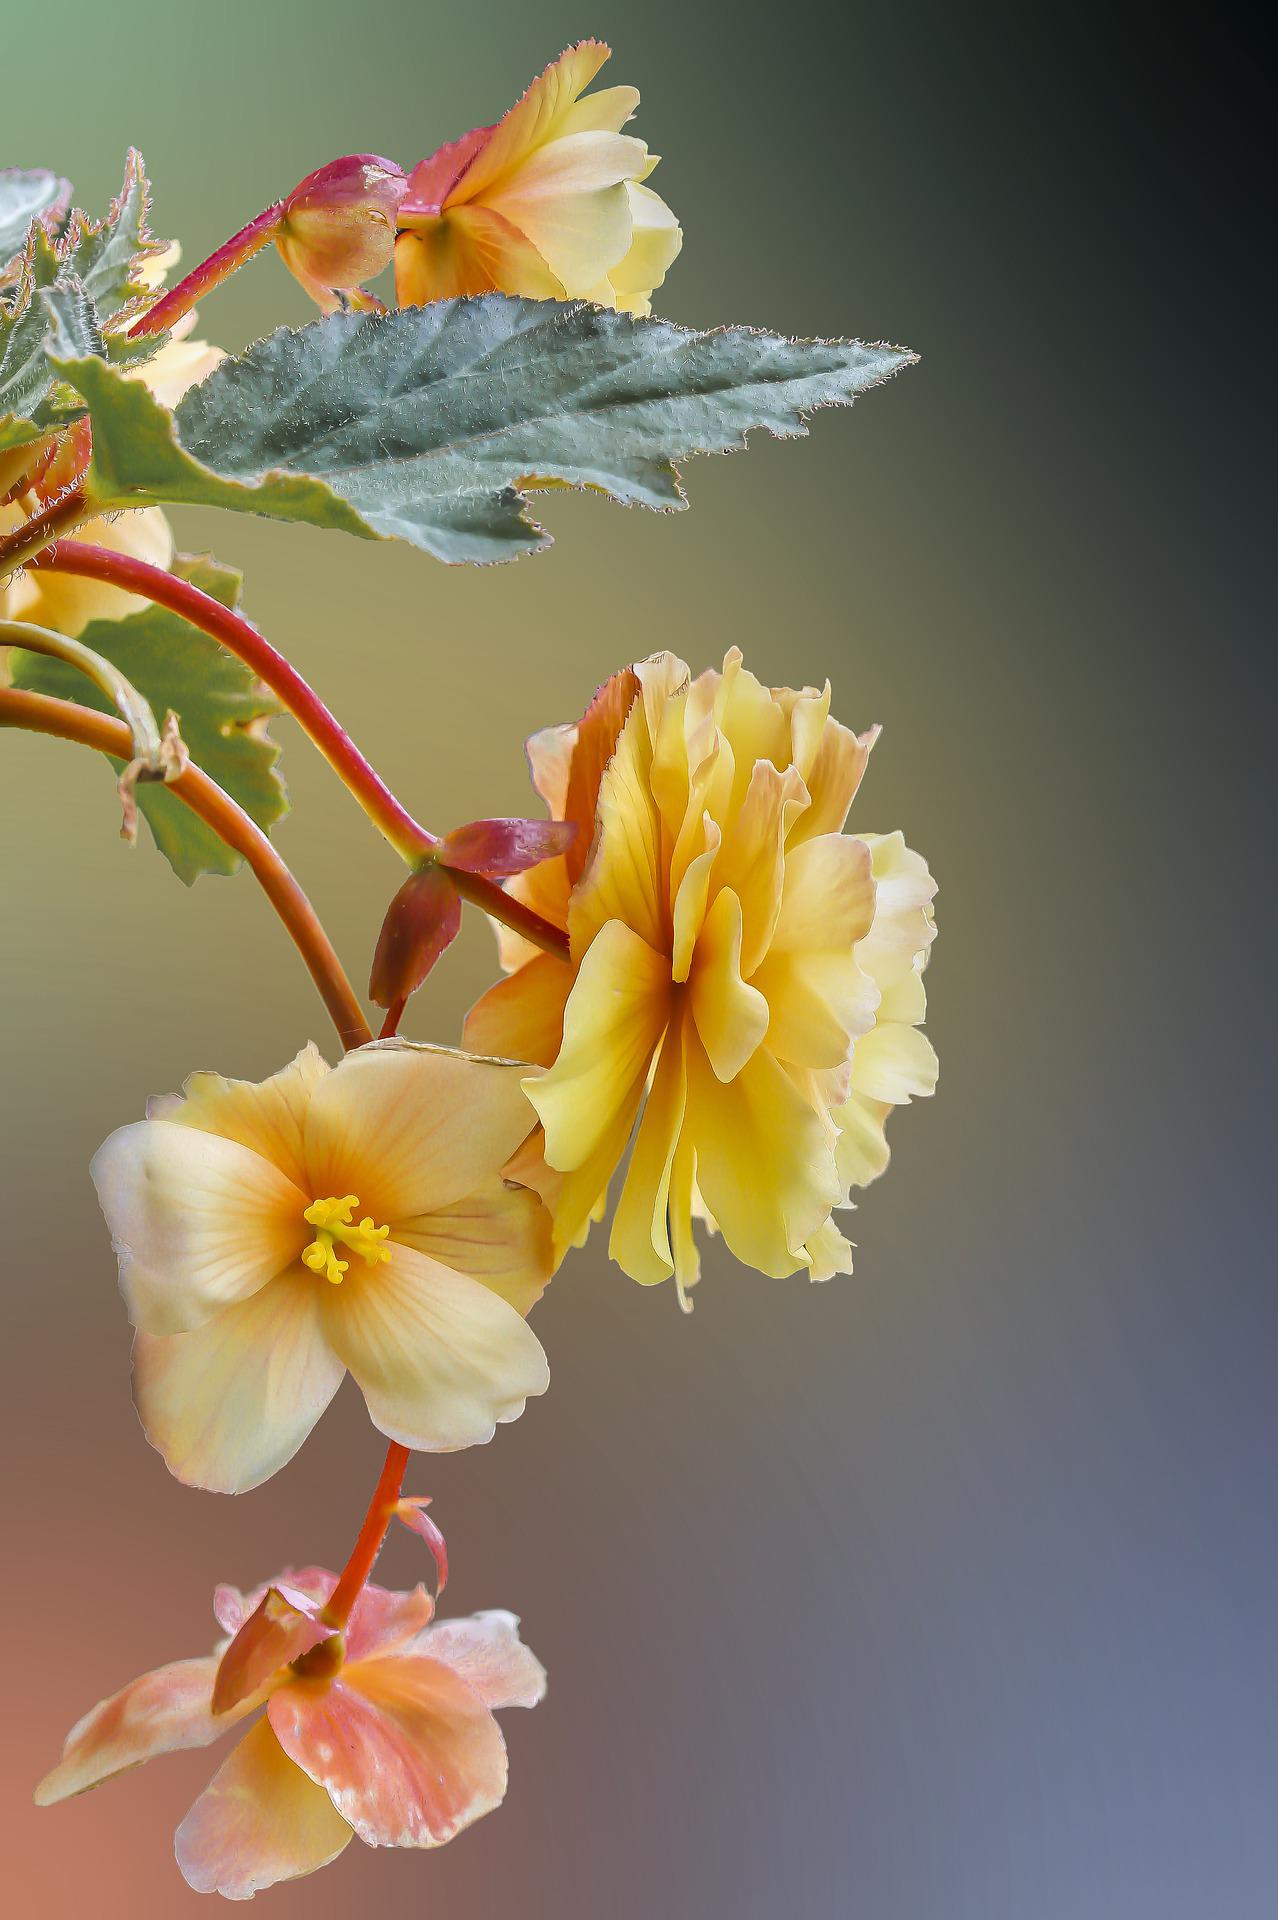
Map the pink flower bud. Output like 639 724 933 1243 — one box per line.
275 154 408 309
439 815 578 876
368 863 461 1008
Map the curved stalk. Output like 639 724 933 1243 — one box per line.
0 686 371 1049
322 1441 411 1630
1 615 172 767
0 487 93 574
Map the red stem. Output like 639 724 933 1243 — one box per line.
0 487 90 573
323 1441 411 1630
129 204 283 339
32 541 573 960
0 687 372 1049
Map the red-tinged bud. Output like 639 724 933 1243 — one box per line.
368 863 461 1009
211 1583 331 1715
395 1496 449 1596
438 815 578 876
275 154 408 310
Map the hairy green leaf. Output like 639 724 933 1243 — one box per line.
0 168 71 275
59 149 168 332
10 554 288 883
57 297 916 563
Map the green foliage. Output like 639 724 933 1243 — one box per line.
0 168 70 272
59 149 167 331
10 555 288 884
55 296 916 564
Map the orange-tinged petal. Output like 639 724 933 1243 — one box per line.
269 1653 508 1848
609 1018 689 1285
303 1040 538 1224
392 1173 553 1316
394 203 563 304
569 695 667 954
133 1268 344 1493
176 1716 352 1899
155 1043 329 1193
410 1610 547 1710
684 1033 840 1278
528 919 670 1172
712 760 809 977
212 1585 329 1716
323 1242 548 1451
464 952 572 1067
788 716 878 844
91 1121 307 1336
688 888 770 1082
217 1573 433 1664
451 41 614 204
751 834 879 1068
34 1657 249 1805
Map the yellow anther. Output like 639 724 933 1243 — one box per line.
301 1194 391 1286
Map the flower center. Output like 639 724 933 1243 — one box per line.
301 1195 391 1285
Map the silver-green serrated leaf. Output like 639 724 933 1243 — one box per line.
0 226 62 421
1 169 71 276
59 297 916 564
9 554 288 883
60 149 167 330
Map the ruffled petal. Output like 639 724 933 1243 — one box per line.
787 717 878 844
527 919 670 1172
463 952 572 1067
323 1243 549 1451
393 1174 552 1317
410 1610 546 1709
268 1653 508 1848
683 1034 840 1278
91 1121 306 1336
850 1019 939 1106
609 1018 689 1285
176 1716 353 1899
855 832 938 992
688 887 770 1081
394 203 563 303
569 693 667 954
303 1041 538 1224
609 180 682 312
132 1266 344 1493
750 834 879 1068
34 1657 246 1804
712 760 810 976
484 133 646 291
453 41 614 203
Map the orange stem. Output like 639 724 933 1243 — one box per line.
323 1441 411 1629
0 686 371 1049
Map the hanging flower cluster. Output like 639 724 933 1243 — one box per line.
2 37 932 1904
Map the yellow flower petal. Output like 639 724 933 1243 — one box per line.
454 41 615 203
3 505 173 636
302 1041 538 1225
712 760 809 976
176 1717 353 1901
484 134 647 292
609 1018 689 1285
394 204 563 304
464 951 573 1067
133 1267 345 1493
558 83 640 137
751 834 879 1067
851 1019 939 1106
568 687 667 956
323 1243 549 1451
157 1043 329 1193
684 1033 840 1277
688 887 770 1081
91 1121 306 1335
609 180 683 310
527 919 671 1172
392 1175 552 1316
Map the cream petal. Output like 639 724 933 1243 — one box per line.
323 1243 549 1452
485 133 647 291
804 1216 856 1282
851 1020 939 1106
133 1268 345 1493
34 1657 247 1804
463 952 572 1067
558 82 640 136
684 1034 841 1278
268 1653 508 1849
751 835 879 1068
833 1088 894 1190
410 1611 546 1710
133 334 225 408
608 181 682 302
303 1041 539 1224
855 832 938 991
158 1044 330 1193
393 1174 553 1317
91 1121 307 1336
527 919 671 1172
11 507 173 636
609 1019 689 1285
176 1716 353 1899
688 888 770 1082
452 42 615 204
788 717 878 844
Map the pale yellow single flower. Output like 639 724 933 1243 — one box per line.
396 42 682 316
91 1040 552 1492
465 649 938 1295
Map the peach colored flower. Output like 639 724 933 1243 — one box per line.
35 1566 545 1900
465 649 937 1295
395 42 681 315
91 1040 551 1493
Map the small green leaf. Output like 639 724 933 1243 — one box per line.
56 296 916 565
10 554 288 883
59 149 168 330
0 226 62 421
0 168 71 274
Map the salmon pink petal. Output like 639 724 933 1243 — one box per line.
401 127 492 217
176 1716 353 1899
268 1654 507 1848
34 1657 249 1805
395 1498 449 1596
344 1583 435 1663
412 1610 547 1710
212 1585 330 1716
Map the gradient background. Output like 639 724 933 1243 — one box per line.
3 4 1270 1915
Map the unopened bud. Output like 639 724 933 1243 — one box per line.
275 154 408 308
368 863 461 1009
438 815 577 877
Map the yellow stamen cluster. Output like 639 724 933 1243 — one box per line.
301 1194 391 1285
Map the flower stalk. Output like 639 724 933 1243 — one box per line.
322 1441 411 1631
